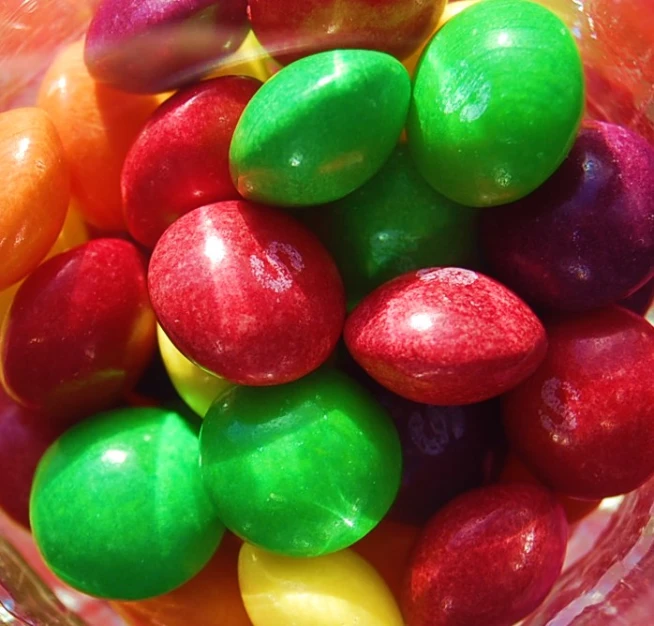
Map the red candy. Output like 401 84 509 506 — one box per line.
148 201 345 385
344 268 546 405
404 483 568 626
503 306 654 500
122 76 261 248
1 239 156 421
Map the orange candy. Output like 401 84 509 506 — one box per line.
37 40 159 231
0 107 69 291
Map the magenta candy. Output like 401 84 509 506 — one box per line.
482 121 654 312
148 201 345 386
404 483 568 626
344 268 547 405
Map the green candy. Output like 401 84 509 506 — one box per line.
305 145 480 308
229 50 411 206
200 369 401 557
30 407 224 600
407 0 584 207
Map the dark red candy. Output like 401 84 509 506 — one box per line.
482 121 654 312
148 201 345 386
503 306 654 500
619 277 654 316
404 483 568 626
344 268 547 405
122 76 261 248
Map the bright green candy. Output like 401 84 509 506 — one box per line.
30 407 224 600
305 144 480 308
200 369 401 557
229 50 411 206
407 0 584 207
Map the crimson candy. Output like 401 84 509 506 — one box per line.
404 483 568 626
0 239 156 421
503 306 654 500
344 267 546 405
482 121 654 312
148 201 345 385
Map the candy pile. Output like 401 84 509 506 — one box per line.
1 0 653 625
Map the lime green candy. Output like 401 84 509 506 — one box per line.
408 0 584 207
30 407 224 600
229 50 411 206
200 369 402 557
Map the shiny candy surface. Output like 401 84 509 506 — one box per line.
1 239 156 421
345 268 547 405
148 201 345 386
0 108 69 290
122 76 260 247
210 31 279 83
30 407 224 600
503 307 654 500
239 543 404 626
404 483 568 626
407 0 584 207
229 50 411 206
482 121 654 311
200 369 402 556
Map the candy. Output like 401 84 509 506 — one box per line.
502 306 654 500
30 406 224 600
200 368 401 556
482 121 654 311
122 76 260 247
621 277 654 316
239 543 404 626
148 201 345 386
0 108 69 290
210 31 279 83
229 50 411 206
407 0 584 207
84 0 249 93
403 483 568 626
248 0 445 65
38 40 159 231
305 145 479 308
344 268 547 405
1 239 156 421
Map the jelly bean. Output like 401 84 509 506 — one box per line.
482 121 654 311
85 0 249 93
404 483 568 626
122 76 261 248
115 533 251 626
305 145 479 308
239 543 404 626
38 40 159 231
345 268 547 405
249 0 445 65
0 108 69 290
149 201 345 386
157 325 232 418
200 368 401 556
502 306 654 500
229 50 411 206
210 31 280 83
407 0 584 207
1 239 156 421
30 406 224 599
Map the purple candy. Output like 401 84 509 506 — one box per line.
85 0 249 93
481 121 654 312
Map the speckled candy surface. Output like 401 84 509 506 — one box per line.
407 0 584 207
30 406 224 600
229 50 411 206
344 268 547 405
502 306 654 500
199 369 401 556
148 201 345 386
482 121 654 311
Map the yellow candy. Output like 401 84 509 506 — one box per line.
157 325 233 417
238 543 404 626
211 31 280 83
